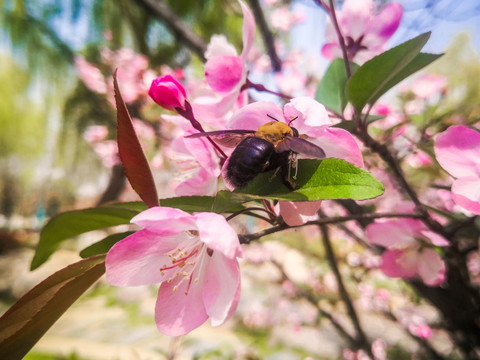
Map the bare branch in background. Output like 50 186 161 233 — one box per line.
247 0 282 72
133 0 208 61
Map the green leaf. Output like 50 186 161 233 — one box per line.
346 32 440 112
31 207 139 270
159 196 216 212
212 191 257 213
316 59 359 114
79 231 134 258
238 158 384 201
0 256 105 360
114 71 159 208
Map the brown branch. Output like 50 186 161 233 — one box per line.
133 0 208 61
318 220 372 355
247 0 282 72
238 212 423 244
327 0 351 78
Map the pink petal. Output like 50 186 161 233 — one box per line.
131 207 196 234
321 43 341 61
278 200 322 226
420 230 450 247
380 249 416 278
366 2 403 41
155 272 209 336
194 212 243 258
417 248 446 286
228 101 284 130
106 230 183 286
366 219 424 248
311 127 364 168
205 55 244 93
203 252 241 326
283 97 331 130
175 168 218 197
340 0 373 39
434 126 480 178
182 131 220 176
239 0 256 58
192 90 241 125
452 176 480 215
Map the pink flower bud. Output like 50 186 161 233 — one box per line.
148 75 187 111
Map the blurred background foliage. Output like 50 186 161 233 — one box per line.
0 0 245 223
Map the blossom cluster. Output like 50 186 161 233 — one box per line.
70 0 480 355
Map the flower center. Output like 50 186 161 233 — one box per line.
159 235 206 295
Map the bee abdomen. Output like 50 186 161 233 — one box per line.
226 137 274 188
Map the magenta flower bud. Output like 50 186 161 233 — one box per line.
148 75 187 111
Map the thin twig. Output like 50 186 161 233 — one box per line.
271 260 358 346
318 219 372 355
239 212 423 244
327 0 351 78
247 0 282 71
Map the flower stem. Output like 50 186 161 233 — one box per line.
242 79 292 100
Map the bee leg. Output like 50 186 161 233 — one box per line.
268 166 282 182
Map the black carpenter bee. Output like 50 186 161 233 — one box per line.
186 117 326 189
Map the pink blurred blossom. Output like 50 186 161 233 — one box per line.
106 207 242 336
74 56 107 94
93 140 120 168
434 125 480 215
406 74 447 99
83 125 109 144
270 6 305 32
366 218 449 286
322 0 403 63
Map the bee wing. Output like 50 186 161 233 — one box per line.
276 136 326 158
185 130 255 148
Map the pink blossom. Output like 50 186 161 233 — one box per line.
408 74 447 99
276 200 322 227
434 125 480 215
149 75 188 111
106 207 243 336
93 140 120 168
366 218 449 285
167 129 221 196
83 125 109 144
322 0 403 63
74 56 107 94
204 0 255 93
270 7 305 32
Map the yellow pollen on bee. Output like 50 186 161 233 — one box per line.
255 121 294 146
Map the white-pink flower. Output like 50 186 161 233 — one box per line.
322 0 403 63
366 218 449 286
204 0 255 94
434 125 480 215
106 207 243 336
167 129 221 196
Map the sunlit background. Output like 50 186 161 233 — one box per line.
1 0 480 359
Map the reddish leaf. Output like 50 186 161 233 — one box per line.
114 70 159 208
0 255 106 359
